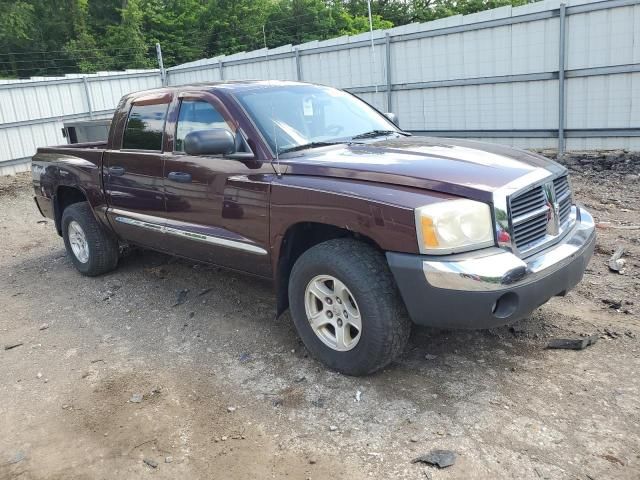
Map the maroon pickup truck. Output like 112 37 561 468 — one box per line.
32 81 595 375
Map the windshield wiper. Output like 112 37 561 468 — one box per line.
350 129 410 140
278 141 344 154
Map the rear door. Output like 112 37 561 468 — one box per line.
160 90 273 277
104 93 171 249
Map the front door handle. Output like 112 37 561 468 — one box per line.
167 171 192 183
108 166 126 176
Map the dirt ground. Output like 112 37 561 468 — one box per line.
1 168 638 480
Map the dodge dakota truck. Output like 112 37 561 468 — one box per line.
32 81 595 375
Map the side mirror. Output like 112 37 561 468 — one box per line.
384 112 399 126
184 129 235 156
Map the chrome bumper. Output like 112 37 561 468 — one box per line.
422 206 595 292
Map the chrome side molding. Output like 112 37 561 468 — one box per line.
114 215 268 255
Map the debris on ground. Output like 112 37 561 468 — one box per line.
355 390 362 402
197 287 213 296
144 265 169 279
4 342 23 350
165 456 173 463
329 425 338 431
239 353 251 363
6 451 26 465
602 298 623 310
611 225 640 230
39 323 49 330
172 289 189 307
424 354 438 360
602 327 635 339
412 449 457 468
227 406 236 412
596 222 640 230
143 458 158 468
130 393 143 403
608 246 626 273
546 335 599 350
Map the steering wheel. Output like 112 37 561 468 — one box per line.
325 124 344 137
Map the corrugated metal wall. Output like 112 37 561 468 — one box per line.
164 0 639 152
1 0 638 175
0 71 161 175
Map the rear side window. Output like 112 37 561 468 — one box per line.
122 103 168 150
175 100 229 152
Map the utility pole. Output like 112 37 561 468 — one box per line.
367 0 378 93
156 43 166 86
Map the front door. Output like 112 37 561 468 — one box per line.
161 91 273 277
104 93 171 250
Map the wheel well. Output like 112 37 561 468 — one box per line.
276 222 380 316
54 186 87 235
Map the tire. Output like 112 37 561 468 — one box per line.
288 238 411 376
61 202 119 276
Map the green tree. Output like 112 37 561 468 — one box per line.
200 0 274 56
64 0 111 73
0 0 535 78
139 0 206 67
104 0 154 70
0 1 35 77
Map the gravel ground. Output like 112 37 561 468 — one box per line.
1 169 639 480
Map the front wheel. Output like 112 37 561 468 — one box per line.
61 202 119 276
288 239 411 376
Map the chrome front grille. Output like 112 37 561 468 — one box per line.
553 176 572 225
508 174 573 254
510 185 548 249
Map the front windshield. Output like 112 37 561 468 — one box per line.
233 83 399 154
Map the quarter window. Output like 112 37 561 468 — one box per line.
175 100 230 152
122 103 168 150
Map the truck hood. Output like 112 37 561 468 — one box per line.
278 136 564 202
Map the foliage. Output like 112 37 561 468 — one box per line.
0 0 531 78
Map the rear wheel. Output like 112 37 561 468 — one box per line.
61 202 119 276
289 238 411 376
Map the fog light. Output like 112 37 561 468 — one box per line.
492 292 519 319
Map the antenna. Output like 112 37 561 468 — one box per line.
262 24 281 175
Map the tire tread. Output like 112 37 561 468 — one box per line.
289 238 411 375
62 202 118 276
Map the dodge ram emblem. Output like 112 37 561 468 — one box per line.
544 181 560 236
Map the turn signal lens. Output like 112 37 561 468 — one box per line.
416 199 494 254
420 216 439 247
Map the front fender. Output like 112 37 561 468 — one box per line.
269 175 456 273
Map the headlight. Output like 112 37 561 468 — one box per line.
415 199 494 254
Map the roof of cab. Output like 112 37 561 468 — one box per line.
126 80 318 99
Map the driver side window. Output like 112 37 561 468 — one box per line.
175 100 230 152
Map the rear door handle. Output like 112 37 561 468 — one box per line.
108 166 126 176
167 171 192 183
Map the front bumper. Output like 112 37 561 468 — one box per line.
387 206 596 329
